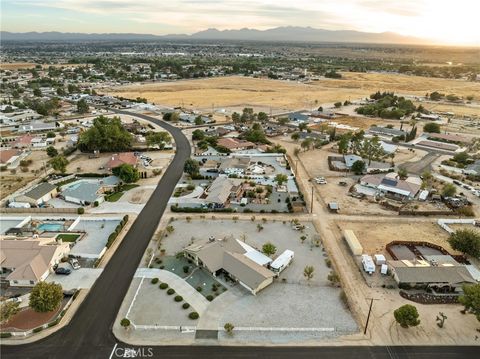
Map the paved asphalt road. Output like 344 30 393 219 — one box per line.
1 111 477 359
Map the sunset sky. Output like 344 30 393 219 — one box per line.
2 0 479 45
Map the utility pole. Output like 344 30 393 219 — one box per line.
310 186 314 213
364 298 378 335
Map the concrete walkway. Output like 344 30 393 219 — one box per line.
196 286 244 331
135 268 209 314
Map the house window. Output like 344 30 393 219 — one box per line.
30 281 35 285
13 280 18 284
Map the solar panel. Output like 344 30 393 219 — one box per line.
381 178 397 187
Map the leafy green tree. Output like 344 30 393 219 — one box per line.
79 116 132 152
112 164 139 183
194 116 204 126
397 167 408 179
0 301 20 324
303 265 315 281
29 282 63 312
423 122 441 133
184 158 200 176
146 131 171 149
459 284 480 321
359 136 384 165
351 160 366 175
448 229 480 258
50 155 69 173
224 322 235 336
298 122 308 131
277 117 289 125
46 131 56 138
301 138 313 151
120 318 131 329
231 112 240 123
291 132 300 142
262 242 277 256
274 174 288 186
192 129 205 141
394 304 420 328
337 134 351 155
442 183 456 197
46 146 58 157
453 152 469 165
257 112 268 122
33 88 42 97
77 98 89 114
334 102 342 108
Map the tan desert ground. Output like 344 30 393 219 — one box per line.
105 73 480 113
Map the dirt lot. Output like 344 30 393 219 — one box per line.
335 220 461 256
122 187 154 204
105 73 480 113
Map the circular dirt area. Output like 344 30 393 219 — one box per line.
125 188 154 204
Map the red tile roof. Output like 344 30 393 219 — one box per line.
106 152 138 170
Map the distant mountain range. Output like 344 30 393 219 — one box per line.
0 26 426 44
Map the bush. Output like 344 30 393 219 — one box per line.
167 288 175 295
182 303 190 309
159 283 168 289
48 318 60 327
33 327 43 333
174 295 183 302
196 286 202 292
394 304 420 328
188 312 199 320
0 332 12 338
77 207 85 214
206 295 214 301
151 278 159 284
183 265 190 274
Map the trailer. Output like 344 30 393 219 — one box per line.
344 230 363 256
270 250 294 276
361 254 375 274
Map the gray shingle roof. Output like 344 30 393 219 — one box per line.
23 182 57 200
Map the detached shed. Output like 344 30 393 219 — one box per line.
343 229 363 255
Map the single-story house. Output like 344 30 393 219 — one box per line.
60 176 120 205
0 239 70 287
217 138 255 152
105 152 138 170
15 182 58 206
0 149 22 167
360 172 421 200
184 236 275 295
205 177 244 207
368 126 405 139
17 120 60 133
219 157 250 175
288 112 310 122
388 260 476 292
12 134 34 149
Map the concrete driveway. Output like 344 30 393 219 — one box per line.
46 268 103 290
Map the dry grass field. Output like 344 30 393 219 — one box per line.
335 220 461 256
105 73 480 113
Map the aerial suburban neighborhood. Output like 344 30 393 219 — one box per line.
1 3 480 359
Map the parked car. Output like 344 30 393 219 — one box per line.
338 181 348 186
69 258 80 270
315 177 327 184
55 267 71 275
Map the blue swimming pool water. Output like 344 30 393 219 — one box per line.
37 223 64 232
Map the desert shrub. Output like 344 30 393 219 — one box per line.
188 312 199 320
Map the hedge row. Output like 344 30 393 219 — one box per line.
106 216 129 248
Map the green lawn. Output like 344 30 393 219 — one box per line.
56 233 81 242
120 184 140 191
106 192 124 202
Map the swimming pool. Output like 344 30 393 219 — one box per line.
37 223 64 232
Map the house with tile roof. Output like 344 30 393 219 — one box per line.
184 236 274 295
105 152 138 171
0 239 70 286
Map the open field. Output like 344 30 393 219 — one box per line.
105 73 480 113
0 62 87 70
334 220 462 256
